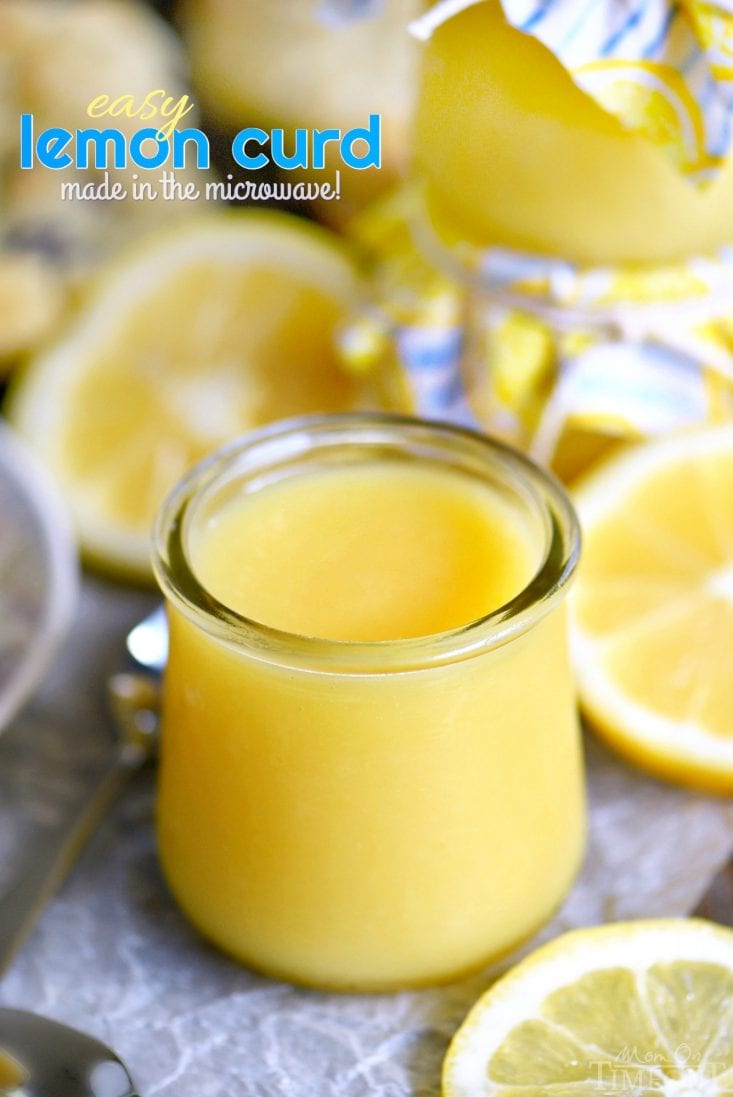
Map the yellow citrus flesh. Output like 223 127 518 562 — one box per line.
7 211 392 579
443 919 733 1096
181 0 421 225
569 426 733 791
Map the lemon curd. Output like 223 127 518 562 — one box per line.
192 462 537 641
153 416 584 990
414 1 733 266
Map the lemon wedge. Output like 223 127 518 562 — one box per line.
7 210 389 579
444 919 733 1096
569 426 733 792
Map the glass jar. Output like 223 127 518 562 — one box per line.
152 413 584 990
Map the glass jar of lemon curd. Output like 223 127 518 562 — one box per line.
153 414 584 990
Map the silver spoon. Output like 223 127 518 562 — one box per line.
0 606 166 973
0 606 167 1096
0 1008 140 1096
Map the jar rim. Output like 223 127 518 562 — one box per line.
152 413 581 674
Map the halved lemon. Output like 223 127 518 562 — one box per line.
444 918 733 1096
180 0 421 224
7 210 395 579
569 426 733 792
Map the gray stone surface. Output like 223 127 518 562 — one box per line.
2 576 733 1096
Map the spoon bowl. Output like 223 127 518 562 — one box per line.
0 1008 139 1096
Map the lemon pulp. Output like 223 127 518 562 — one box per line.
8 211 396 578
570 427 733 791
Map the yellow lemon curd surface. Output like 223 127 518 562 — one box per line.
157 459 584 989
414 0 733 266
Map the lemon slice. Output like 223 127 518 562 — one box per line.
7 210 386 579
444 919 733 1096
569 426 733 792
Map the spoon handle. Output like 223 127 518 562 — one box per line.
0 754 141 975
0 672 159 975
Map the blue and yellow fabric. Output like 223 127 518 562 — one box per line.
341 189 733 467
329 1 733 467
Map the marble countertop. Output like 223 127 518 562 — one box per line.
2 576 733 1097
